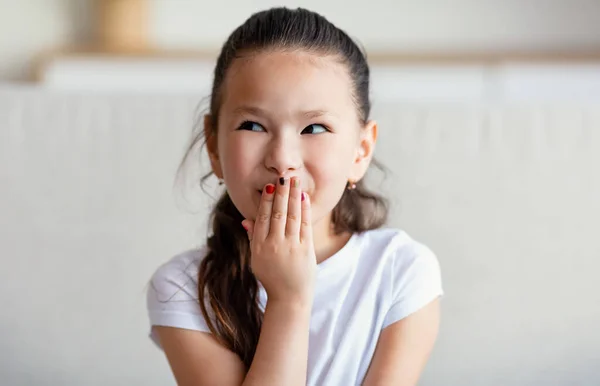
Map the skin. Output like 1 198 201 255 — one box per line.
207 50 376 263
155 50 440 386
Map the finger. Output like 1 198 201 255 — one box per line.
269 177 290 238
241 219 255 242
299 192 312 244
285 177 302 238
253 184 275 242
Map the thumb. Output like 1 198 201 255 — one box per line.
241 219 255 241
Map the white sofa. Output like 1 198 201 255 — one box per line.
1 86 598 385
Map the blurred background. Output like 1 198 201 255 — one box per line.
1 1 599 385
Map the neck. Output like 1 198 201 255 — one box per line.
312 214 352 264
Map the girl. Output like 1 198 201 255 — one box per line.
147 7 443 386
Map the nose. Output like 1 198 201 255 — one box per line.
264 133 302 176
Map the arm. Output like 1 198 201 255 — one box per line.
362 298 441 386
244 300 311 385
155 177 315 386
155 299 311 386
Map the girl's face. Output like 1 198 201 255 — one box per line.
206 51 376 233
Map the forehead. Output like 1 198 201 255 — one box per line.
220 51 357 117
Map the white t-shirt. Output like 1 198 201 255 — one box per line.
147 227 443 385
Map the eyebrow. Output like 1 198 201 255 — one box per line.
232 106 336 120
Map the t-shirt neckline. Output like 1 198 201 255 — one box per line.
256 231 362 295
316 231 361 274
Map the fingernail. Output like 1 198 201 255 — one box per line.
292 178 299 188
265 184 275 194
279 177 285 186
301 192 306 201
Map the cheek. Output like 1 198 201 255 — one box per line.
218 135 263 220
307 137 355 177
221 135 259 177
306 138 355 205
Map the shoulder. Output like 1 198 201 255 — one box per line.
357 228 443 325
146 246 212 347
357 227 439 268
148 247 207 302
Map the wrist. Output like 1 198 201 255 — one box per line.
266 297 313 313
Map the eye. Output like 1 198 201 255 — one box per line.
237 121 265 132
302 124 329 135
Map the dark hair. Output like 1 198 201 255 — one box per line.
179 7 388 369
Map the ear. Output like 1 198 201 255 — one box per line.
349 120 377 182
204 114 223 179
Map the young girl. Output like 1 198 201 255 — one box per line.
147 7 443 386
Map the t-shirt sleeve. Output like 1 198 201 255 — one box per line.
146 254 212 349
382 242 444 328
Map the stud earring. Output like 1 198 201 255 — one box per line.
347 180 357 190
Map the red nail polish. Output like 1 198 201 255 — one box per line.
301 192 306 201
265 184 275 194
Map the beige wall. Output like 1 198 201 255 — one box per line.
1 88 599 385
2 0 600 80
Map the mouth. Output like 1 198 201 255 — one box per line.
257 189 308 196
